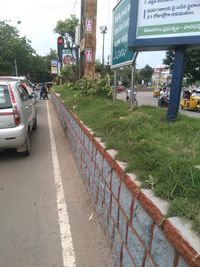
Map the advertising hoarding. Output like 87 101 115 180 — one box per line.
85 48 93 63
128 0 200 50
85 18 93 33
111 0 135 68
51 59 58 75
62 48 76 65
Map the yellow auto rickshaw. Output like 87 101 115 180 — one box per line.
180 89 200 112
153 88 161 97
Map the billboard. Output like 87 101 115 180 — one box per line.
85 48 93 63
111 0 135 68
62 48 76 65
128 0 200 51
51 59 58 75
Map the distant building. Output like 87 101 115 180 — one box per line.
152 65 171 86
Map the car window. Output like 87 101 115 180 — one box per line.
17 85 29 101
0 85 12 109
25 79 33 88
196 92 200 97
191 92 200 97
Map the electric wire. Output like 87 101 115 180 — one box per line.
72 0 78 14
19 4 70 17
2 1 79 20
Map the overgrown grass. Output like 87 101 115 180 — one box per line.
54 84 200 235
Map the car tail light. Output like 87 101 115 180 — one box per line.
8 85 21 126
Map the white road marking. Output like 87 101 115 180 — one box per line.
47 101 76 267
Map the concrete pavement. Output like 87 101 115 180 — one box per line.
0 99 114 267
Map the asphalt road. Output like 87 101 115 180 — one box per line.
117 91 200 119
0 99 114 267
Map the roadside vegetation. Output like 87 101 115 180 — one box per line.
54 79 200 235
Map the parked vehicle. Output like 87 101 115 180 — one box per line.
153 88 160 97
180 89 200 112
0 81 37 155
0 76 34 96
116 85 126 93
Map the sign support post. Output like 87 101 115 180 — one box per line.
130 52 138 105
111 0 135 103
111 0 134 69
113 70 117 103
167 48 185 122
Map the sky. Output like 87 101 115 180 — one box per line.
0 0 165 69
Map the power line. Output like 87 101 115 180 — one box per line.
2 1 77 19
25 4 68 17
73 0 78 14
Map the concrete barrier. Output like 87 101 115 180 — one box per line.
51 92 200 267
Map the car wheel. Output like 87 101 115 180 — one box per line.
33 117 37 130
18 134 31 156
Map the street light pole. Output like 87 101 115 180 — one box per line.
14 59 18 76
100 26 107 66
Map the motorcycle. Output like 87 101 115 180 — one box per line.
158 96 169 108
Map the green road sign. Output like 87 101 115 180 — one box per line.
111 0 134 69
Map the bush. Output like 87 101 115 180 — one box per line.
63 75 112 98
61 64 78 83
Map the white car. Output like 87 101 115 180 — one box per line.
0 80 37 155
0 76 34 95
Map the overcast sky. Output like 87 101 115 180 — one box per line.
1 0 165 69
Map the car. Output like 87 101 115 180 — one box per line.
0 80 37 155
0 76 34 96
116 85 126 93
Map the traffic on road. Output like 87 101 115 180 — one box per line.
117 90 200 119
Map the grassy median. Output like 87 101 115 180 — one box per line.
54 84 200 235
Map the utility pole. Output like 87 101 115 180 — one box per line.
100 26 107 66
80 0 97 80
14 59 18 76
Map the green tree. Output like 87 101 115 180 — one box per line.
163 49 200 84
0 21 61 82
61 64 77 83
116 66 131 87
30 49 59 82
54 15 79 46
0 21 35 76
138 64 154 85
29 55 50 82
95 60 111 78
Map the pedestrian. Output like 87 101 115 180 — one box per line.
126 89 130 102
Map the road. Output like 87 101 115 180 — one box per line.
0 99 114 267
117 91 200 119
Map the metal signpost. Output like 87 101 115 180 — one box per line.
111 0 136 103
128 0 200 121
112 0 135 69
